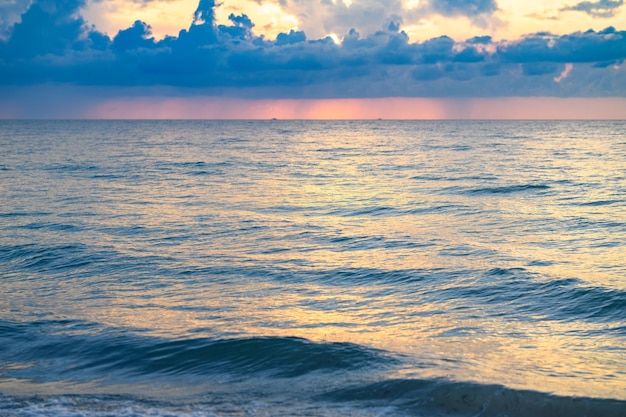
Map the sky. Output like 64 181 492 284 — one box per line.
0 0 625 118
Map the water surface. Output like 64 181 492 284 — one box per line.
1 120 625 416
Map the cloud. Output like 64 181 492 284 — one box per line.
554 63 574 82
89 0 179 4
274 0 499 39
430 0 497 16
499 27 626 64
112 20 155 53
277 0 406 40
521 62 563 76
275 29 306 46
419 0 500 29
1 0 91 60
0 0 625 98
561 0 624 18
0 0 32 39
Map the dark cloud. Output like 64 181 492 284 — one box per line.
1 0 91 60
112 20 155 53
499 27 626 63
275 29 306 46
419 36 455 64
522 62 563 76
430 0 498 16
0 0 625 98
193 0 217 25
467 35 493 44
561 0 624 18
411 65 444 81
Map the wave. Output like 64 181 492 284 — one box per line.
0 211 52 218
321 203 471 218
576 199 623 207
3 346 625 416
466 184 551 194
323 378 626 417
0 243 90 272
0 323 392 382
3 238 622 326
447 267 626 323
44 163 100 173
160 160 233 176
0 243 120 276
184 263 626 324
12 221 82 232
2 380 625 417
410 175 499 182
70 337 389 378
0 243 177 280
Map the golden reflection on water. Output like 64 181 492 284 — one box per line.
54 121 623 399
71 273 626 399
2 121 624 400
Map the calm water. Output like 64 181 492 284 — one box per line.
0 120 625 416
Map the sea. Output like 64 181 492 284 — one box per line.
0 120 625 416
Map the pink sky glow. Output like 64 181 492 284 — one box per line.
86 97 626 119
1 90 625 119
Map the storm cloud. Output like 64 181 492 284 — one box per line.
0 0 625 97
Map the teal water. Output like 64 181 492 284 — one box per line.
1 120 625 416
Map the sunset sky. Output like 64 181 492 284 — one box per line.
1 0 625 118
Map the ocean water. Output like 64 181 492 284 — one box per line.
0 120 625 416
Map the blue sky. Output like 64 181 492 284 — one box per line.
0 0 625 118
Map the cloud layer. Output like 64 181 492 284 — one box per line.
0 0 625 98
562 0 624 18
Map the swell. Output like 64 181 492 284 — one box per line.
323 378 626 417
2 239 623 325
448 267 626 323
0 243 97 273
79 336 390 378
168 264 626 324
0 322 392 382
466 184 551 194
2 378 625 417
0 243 173 279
